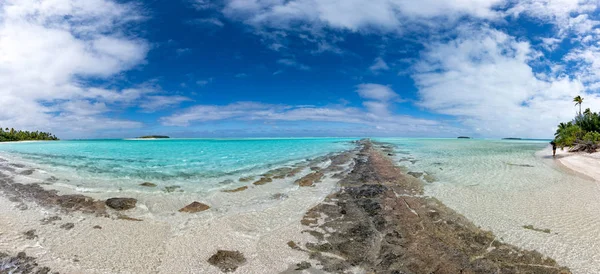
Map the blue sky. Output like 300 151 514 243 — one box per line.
1 0 599 138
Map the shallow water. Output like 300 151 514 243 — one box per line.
379 138 600 273
0 138 356 192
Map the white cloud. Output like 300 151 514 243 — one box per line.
277 58 311 70
356 84 398 101
411 26 598 138
160 101 448 136
0 0 186 137
187 18 225 27
223 0 505 32
369 57 390 72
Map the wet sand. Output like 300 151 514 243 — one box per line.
0 140 570 273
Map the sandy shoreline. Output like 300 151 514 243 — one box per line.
0 141 572 273
0 149 358 273
552 146 600 182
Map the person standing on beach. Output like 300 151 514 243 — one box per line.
550 141 557 157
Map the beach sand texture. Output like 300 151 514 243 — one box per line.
0 140 573 273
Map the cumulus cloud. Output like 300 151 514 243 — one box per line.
223 0 505 32
369 57 390 73
159 101 449 136
158 83 446 136
0 0 186 137
411 26 598 138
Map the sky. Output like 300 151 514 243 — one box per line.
1 0 599 139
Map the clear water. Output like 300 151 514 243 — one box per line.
0 138 356 191
377 138 600 273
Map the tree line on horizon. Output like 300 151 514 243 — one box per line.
0 127 58 142
554 95 600 153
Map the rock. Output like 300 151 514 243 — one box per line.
207 250 247 272
252 177 273 186
139 182 156 187
163 185 181 193
60 223 75 230
117 214 143 221
296 261 311 270
295 172 324 187
407 171 424 178
40 216 62 225
272 193 288 200
105 198 137 211
239 176 255 182
93 225 102 229
179 201 210 213
0 252 53 273
23 230 37 240
219 179 235 185
20 169 35 175
222 186 248 193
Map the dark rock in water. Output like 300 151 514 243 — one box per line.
503 137 522 140
20 169 35 176
507 163 535 167
296 261 311 270
222 186 248 193
117 214 143 221
23 230 37 240
105 198 137 211
272 193 288 200
163 185 181 193
40 216 61 225
295 172 324 187
60 223 75 230
207 250 247 272
252 177 273 186
139 182 156 187
218 179 235 185
238 176 254 182
0 176 107 215
0 252 53 274
457 136 471 139
407 171 424 178
178 201 210 213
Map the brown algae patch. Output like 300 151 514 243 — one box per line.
252 177 273 186
222 186 249 193
207 250 247 273
523 224 552 234
178 201 210 213
295 172 324 187
291 140 571 273
0 251 54 274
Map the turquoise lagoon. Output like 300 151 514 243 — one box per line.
0 138 356 192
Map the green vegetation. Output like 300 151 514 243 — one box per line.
0 127 58 142
554 96 600 153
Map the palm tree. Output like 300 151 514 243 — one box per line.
574 95 584 115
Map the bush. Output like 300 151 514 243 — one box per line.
582 131 600 143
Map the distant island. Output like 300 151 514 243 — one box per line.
457 136 471 139
502 138 522 140
0 127 58 142
136 135 170 139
